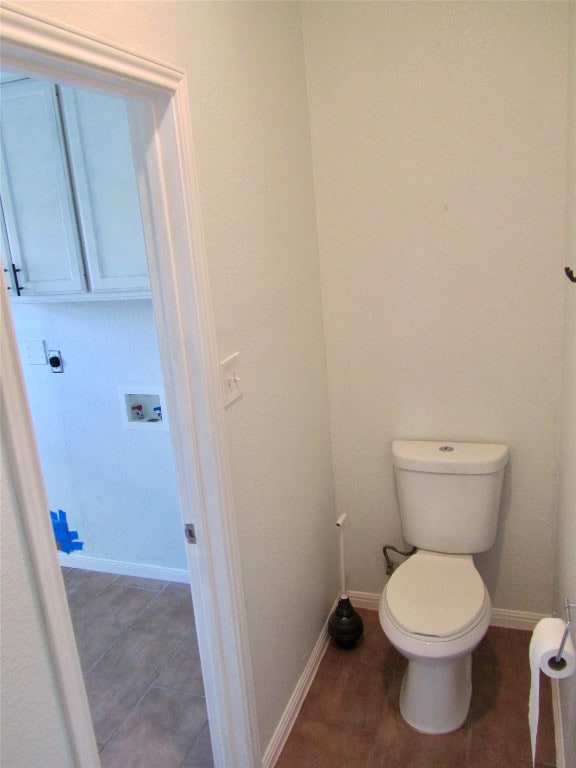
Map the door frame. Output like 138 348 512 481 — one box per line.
0 4 261 767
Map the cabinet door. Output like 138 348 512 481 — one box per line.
0 80 86 295
59 87 150 293
0 197 14 292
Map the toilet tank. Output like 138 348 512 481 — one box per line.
392 441 509 554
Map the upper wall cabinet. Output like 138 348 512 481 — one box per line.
58 86 150 294
0 79 150 299
0 80 87 296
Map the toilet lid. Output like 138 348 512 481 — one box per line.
386 552 486 638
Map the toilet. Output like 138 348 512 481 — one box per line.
379 440 509 734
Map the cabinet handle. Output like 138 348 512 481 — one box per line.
4 263 23 296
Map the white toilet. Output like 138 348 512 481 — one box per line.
379 440 509 734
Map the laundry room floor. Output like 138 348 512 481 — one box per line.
276 608 556 768
62 568 213 768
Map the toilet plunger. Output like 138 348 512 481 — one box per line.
328 513 364 649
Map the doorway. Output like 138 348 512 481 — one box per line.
0 6 260 767
2 73 211 764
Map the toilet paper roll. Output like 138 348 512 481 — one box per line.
529 618 576 765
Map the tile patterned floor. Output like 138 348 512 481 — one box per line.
65 573 556 768
62 568 213 768
277 609 557 768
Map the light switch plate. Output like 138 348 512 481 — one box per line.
220 352 242 408
24 339 47 365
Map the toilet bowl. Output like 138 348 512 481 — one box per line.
379 549 491 733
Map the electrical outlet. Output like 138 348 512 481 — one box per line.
48 349 63 373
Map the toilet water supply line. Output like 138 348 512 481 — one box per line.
382 543 417 575
336 513 348 599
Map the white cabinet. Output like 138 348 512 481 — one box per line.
0 79 150 299
59 87 149 293
0 80 87 295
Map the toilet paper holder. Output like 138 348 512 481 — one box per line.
553 599 576 669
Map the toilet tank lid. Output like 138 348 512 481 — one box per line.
392 441 509 474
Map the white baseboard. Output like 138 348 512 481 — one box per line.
261 603 333 768
347 591 546 631
488 608 545 631
347 590 380 611
58 552 190 584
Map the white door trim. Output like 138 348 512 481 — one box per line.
0 4 261 767
1 273 101 766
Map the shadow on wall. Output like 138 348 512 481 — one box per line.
475 463 512 601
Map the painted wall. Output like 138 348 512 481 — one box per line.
178 9 337 752
302 2 569 614
556 5 576 763
1 427 76 768
12 0 337 757
3 1 573 764
9 299 186 575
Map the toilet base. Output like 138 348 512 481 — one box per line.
399 654 472 734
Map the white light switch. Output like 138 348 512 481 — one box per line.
220 352 242 408
24 339 47 365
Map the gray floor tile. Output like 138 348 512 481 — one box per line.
84 628 182 746
155 634 204 696
99 687 208 768
183 722 214 767
112 574 170 591
62 568 118 612
70 584 158 671
64 569 211 768
131 582 195 639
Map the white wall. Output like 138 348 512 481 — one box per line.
557 256 576 768
1 427 77 768
3 1 573 764
556 4 576 764
10 299 185 573
181 8 337 749
302 1 569 614
11 0 337 757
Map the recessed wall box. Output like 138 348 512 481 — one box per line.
118 385 168 431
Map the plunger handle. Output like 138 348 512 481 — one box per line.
336 513 348 598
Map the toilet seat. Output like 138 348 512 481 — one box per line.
386 551 486 639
